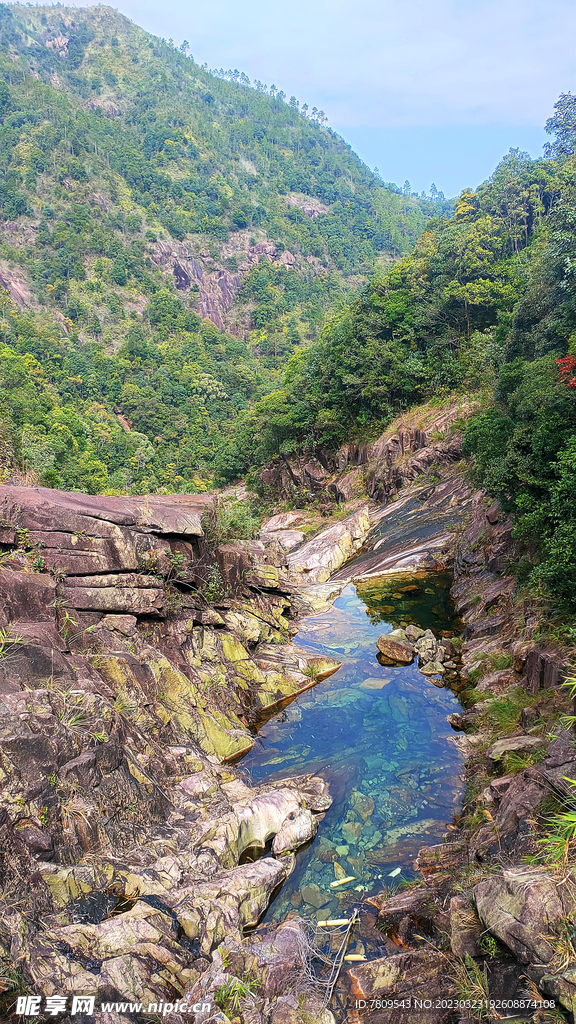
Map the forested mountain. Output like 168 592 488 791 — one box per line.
239 97 576 612
0 2 448 494
241 148 561 459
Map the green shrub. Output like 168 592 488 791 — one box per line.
204 498 263 543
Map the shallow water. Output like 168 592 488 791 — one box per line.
241 572 465 926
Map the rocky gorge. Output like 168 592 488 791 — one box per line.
0 401 575 1024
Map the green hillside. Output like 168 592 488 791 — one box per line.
0 2 447 492
242 148 561 460
242 97 576 613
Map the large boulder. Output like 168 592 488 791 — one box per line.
217 540 290 593
196 773 332 866
474 866 566 964
376 629 414 664
347 950 456 1024
260 512 306 552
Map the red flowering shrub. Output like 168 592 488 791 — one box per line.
557 354 576 387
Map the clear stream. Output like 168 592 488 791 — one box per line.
240 572 465 930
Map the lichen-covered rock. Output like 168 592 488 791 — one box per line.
540 970 576 1016
449 894 481 957
25 857 292 1004
61 574 165 615
486 735 546 766
347 950 457 1023
420 661 445 676
474 866 565 964
0 482 340 1018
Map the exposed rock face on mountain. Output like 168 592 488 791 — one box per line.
0 482 340 1020
259 403 470 505
151 236 313 333
258 402 477 590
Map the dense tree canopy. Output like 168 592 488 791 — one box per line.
231 148 562 470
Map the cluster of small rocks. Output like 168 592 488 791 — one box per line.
376 625 460 682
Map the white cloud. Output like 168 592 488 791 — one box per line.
54 0 575 128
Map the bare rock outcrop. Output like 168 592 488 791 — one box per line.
0 482 339 1014
474 866 563 964
259 402 470 506
287 507 371 583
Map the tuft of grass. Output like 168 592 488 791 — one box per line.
486 652 513 672
533 622 576 648
538 806 576 865
113 693 138 718
203 497 263 544
466 650 513 687
503 748 547 774
478 686 540 735
549 918 576 973
477 933 497 959
461 687 494 706
59 709 88 730
215 978 251 1014
0 628 24 662
448 954 489 1020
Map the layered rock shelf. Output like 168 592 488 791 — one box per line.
0 482 344 1020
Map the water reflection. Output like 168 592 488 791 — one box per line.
241 573 464 926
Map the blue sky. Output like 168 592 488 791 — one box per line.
63 0 574 196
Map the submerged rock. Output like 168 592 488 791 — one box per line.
301 883 331 908
352 791 375 821
342 820 363 843
360 676 392 690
